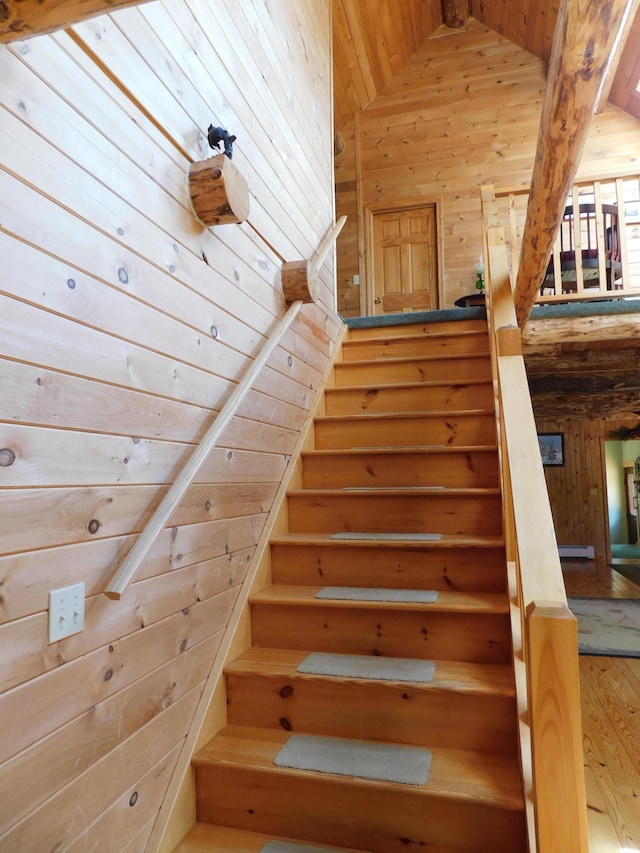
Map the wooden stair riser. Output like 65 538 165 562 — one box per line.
286 491 503 536
314 413 497 449
250 604 512 664
194 761 526 852
324 381 494 415
334 356 492 387
346 319 488 341
270 542 508 592
225 672 518 754
341 331 490 361
301 449 500 489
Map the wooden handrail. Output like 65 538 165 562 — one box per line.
104 300 303 600
313 215 347 271
482 183 589 852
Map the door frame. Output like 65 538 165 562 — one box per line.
363 199 444 317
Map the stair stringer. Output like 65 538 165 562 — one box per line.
148 321 348 853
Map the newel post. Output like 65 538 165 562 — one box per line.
526 601 589 852
188 154 250 226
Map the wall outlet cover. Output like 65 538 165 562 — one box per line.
49 582 85 643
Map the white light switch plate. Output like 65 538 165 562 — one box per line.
49 583 85 643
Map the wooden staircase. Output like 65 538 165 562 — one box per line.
173 317 528 853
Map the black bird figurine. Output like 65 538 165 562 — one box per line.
207 125 236 159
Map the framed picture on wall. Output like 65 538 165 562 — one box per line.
538 433 564 467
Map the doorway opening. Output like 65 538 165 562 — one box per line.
605 439 640 562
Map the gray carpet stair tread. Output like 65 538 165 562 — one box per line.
273 734 432 785
250 585 509 613
331 532 443 541
314 586 439 603
297 652 436 682
262 843 352 853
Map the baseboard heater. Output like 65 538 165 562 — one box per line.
558 545 594 559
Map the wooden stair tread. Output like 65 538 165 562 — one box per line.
173 823 373 853
194 725 525 810
287 486 501 497
343 329 487 345
325 378 492 392
225 647 516 698
270 532 505 548
250 585 508 613
315 408 494 423
345 320 487 341
302 444 498 456
335 353 490 368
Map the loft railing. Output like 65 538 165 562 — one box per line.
496 173 640 304
481 184 589 852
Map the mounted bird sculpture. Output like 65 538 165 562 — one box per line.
207 125 236 159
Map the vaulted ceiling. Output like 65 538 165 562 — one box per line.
332 0 640 128
332 0 640 421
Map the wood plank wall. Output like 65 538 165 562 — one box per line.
535 417 639 560
0 1 339 850
336 17 640 314
335 115 360 315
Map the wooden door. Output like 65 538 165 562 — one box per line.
371 205 438 315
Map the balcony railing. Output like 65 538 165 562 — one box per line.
495 173 640 304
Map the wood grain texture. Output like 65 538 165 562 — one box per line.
535 415 640 560
526 603 589 852
335 16 640 311
332 0 640 127
0 0 154 42
0 1 338 850
514 0 633 324
193 725 525 851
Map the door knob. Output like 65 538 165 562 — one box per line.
374 297 382 304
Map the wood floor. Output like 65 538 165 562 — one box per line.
562 557 640 852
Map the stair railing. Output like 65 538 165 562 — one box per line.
481 184 589 853
103 212 346 601
104 300 303 600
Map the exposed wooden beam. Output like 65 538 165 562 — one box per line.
525 345 640 378
595 0 640 112
531 390 640 419
513 0 633 326
609 6 640 119
441 0 469 29
528 369 640 394
0 0 154 42
522 311 640 350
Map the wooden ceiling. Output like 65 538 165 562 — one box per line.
332 0 640 128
